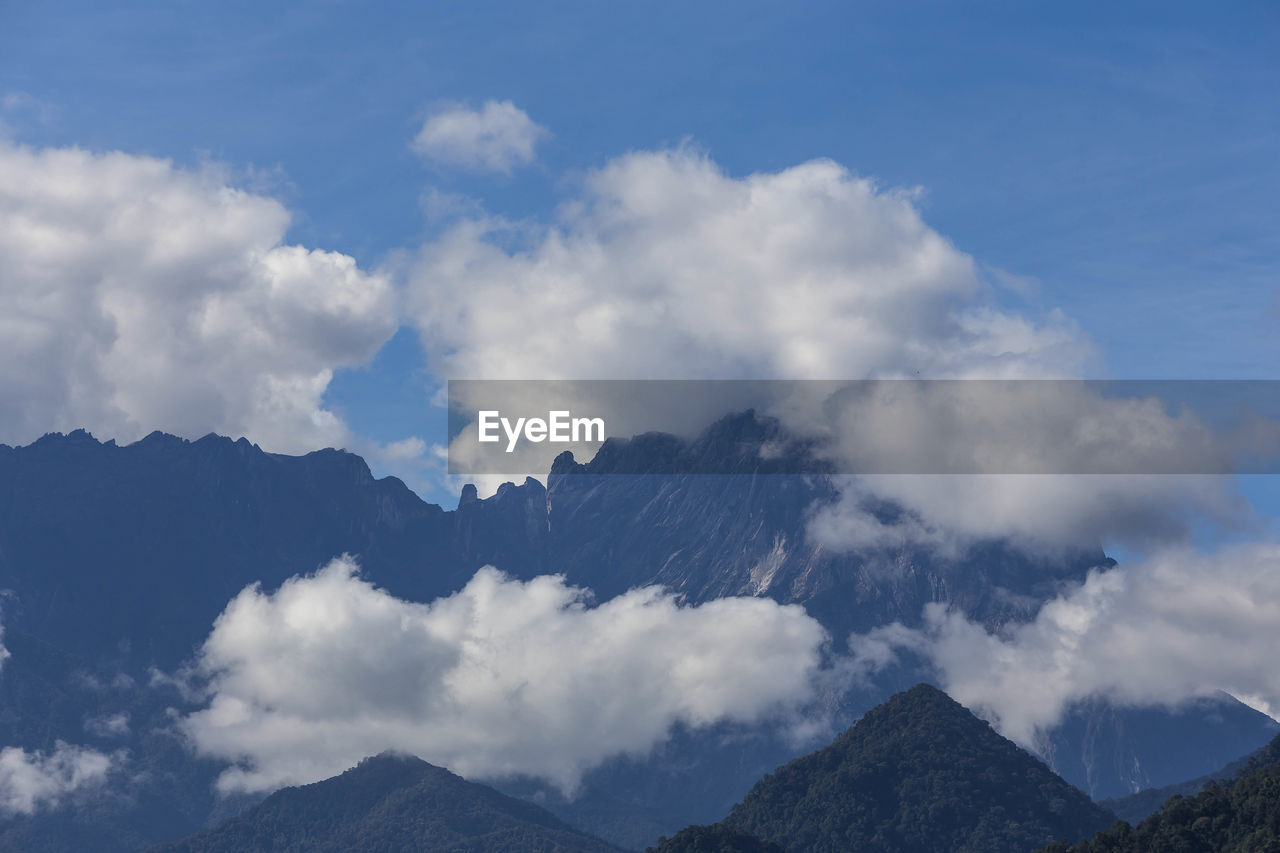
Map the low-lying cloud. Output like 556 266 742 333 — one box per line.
0 742 113 816
181 557 828 795
847 543 1280 748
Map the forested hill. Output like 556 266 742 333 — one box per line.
717 684 1115 853
646 824 784 852
148 753 620 853
1041 732 1280 853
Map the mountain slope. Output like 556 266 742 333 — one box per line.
546 412 1110 635
0 426 1273 850
0 430 547 672
719 684 1115 853
1040 732 1280 852
1037 694 1279 801
647 824 783 852
149 753 619 853
1102 729 1280 824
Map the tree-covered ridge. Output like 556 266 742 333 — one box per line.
646 824 784 852
721 684 1114 853
1040 732 1280 853
148 753 620 853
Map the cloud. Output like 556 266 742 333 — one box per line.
405 145 1255 553
799 379 1252 554
847 543 1280 748
810 474 1244 558
0 140 399 454
180 556 828 795
408 147 1086 384
408 147 1098 493
0 742 113 815
412 101 548 174
84 713 130 738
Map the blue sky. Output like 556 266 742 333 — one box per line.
2 0 1278 512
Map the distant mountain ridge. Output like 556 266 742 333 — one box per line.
1103 724 1280 824
1040 731 1280 852
0 423 1275 850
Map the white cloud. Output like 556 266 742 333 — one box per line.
847 543 1280 749
408 147 1095 492
405 145 1257 553
408 147 1086 384
795 380 1256 554
0 742 113 815
84 713 130 738
412 101 548 174
180 556 827 795
0 140 400 454
810 474 1244 558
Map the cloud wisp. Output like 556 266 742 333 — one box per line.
180 557 828 795
412 101 548 174
847 543 1280 748
0 742 114 816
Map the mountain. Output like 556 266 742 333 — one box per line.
0 423 1274 850
546 411 1109 635
1039 732 1280 852
149 753 619 853
1037 694 1279 800
716 684 1115 853
647 824 783 852
0 429 546 672
1103 728 1280 824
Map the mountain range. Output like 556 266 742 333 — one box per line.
0 420 1275 849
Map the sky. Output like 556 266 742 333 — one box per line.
5 0 1280 802
1 0 1277 510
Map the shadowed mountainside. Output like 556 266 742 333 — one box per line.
148 753 620 853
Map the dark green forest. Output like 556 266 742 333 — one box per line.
707 684 1114 853
148 753 618 853
646 824 784 852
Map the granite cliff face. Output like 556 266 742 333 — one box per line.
544 412 1110 637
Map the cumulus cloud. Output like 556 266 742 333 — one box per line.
406 145 1263 554
847 543 1280 748
408 147 1095 489
408 147 1085 383
0 140 399 453
180 556 827 795
0 742 113 815
412 101 548 174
